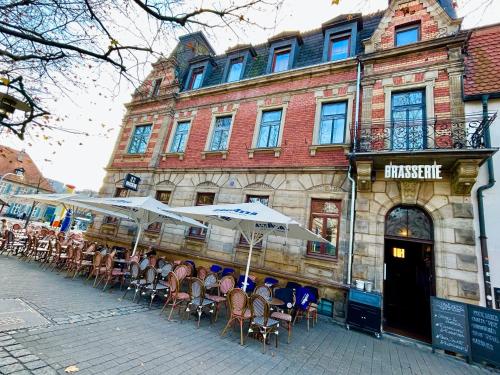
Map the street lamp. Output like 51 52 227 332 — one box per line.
0 92 30 121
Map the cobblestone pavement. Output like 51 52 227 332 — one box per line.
0 255 496 375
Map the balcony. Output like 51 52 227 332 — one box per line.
353 113 497 154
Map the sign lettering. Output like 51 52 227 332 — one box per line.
385 162 442 180
123 173 141 191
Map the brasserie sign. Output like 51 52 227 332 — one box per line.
123 173 141 191
385 162 442 180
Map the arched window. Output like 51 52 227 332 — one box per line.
385 206 432 241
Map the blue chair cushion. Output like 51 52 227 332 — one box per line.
210 264 222 273
221 267 234 276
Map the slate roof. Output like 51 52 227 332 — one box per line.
464 23 500 98
178 11 384 92
0 146 54 192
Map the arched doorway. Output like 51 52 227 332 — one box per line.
383 205 435 342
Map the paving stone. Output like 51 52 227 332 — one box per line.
17 354 39 363
0 362 24 374
0 357 18 367
24 361 50 371
8 350 31 359
3 346 23 353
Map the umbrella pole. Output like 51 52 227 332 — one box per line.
242 229 255 293
132 224 142 256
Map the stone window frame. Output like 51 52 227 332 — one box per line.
163 115 195 160
266 38 300 74
304 191 346 261
309 92 354 156
126 123 153 155
394 21 421 48
222 50 251 83
202 108 238 160
248 102 288 158
150 78 162 97
322 22 358 62
145 189 174 233
186 190 218 241
382 73 436 149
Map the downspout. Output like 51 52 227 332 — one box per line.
476 94 494 308
347 59 362 286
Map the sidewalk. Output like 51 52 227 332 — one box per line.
0 254 495 375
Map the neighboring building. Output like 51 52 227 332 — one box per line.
464 23 500 310
86 0 498 342
0 146 54 220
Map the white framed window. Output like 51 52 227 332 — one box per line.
318 101 348 144
208 116 233 151
169 121 191 153
128 124 152 154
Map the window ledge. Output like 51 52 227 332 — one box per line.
309 144 350 156
162 152 185 161
305 253 338 262
121 153 146 161
201 150 228 160
247 147 281 159
186 236 206 243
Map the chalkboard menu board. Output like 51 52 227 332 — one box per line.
469 305 500 367
431 297 470 357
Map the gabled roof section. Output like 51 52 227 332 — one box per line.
364 0 461 54
0 146 54 192
464 23 500 98
267 30 303 45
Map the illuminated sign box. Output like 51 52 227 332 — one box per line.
384 162 442 180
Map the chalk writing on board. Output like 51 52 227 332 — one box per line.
431 297 469 356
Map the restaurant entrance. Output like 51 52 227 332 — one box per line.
383 206 435 342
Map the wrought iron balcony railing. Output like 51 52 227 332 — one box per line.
353 112 497 153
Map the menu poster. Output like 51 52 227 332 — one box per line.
468 305 500 367
431 297 470 357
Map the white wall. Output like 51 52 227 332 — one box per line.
469 99 500 308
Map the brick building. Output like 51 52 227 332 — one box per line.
87 0 497 342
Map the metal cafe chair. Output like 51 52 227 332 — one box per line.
122 261 142 300
248 294 279 354
186 277 215 328
271 287 295 344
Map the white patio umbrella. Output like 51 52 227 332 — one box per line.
73 196 206 256
170 202 330 291
9 193 130 226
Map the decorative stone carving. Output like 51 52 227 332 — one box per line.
245 182 274 190
451 159 481 195
356 160 373 192
398 181 419 205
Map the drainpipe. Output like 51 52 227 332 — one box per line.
347 59 362 286
476 94 494 308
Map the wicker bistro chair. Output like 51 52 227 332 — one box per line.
203 272 218 293
157 257 166 269
122 261 142 300
161 272 190 321
71 247 93 279
100 253 126 291
86 252 104 285
206 275 235 322
196 266 208 281
221 288 251 346
186 278 215 328
270 288 295 344
141 266 168 307
254 285 272 300
248 294 279 353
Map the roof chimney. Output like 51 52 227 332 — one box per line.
17 149 25 162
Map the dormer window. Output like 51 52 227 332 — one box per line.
151 78 162 97
189 67 204 89
395 23 420 47
329 33 351 61
227 57 244 82
272 46 291 73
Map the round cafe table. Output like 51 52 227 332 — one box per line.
268 297 284 306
